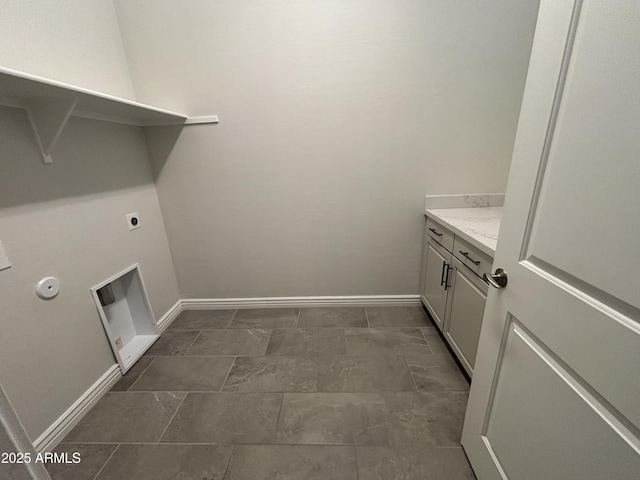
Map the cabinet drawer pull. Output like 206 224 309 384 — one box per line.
428 227 443 237
440 260 447 286
459 250 481 266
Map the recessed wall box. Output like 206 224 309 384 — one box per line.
91 264 159 373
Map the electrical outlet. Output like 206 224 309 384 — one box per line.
126 212 140 231
115 337 123 350
0 241 11 271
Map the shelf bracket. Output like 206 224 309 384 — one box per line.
26 97 78 164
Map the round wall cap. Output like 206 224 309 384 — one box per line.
36 276 60 299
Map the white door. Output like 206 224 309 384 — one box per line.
462 1 640 479
0 383 49 480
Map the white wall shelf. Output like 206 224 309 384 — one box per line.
0 66 218 163
91 264 159 374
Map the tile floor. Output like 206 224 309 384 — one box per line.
49 306 475 480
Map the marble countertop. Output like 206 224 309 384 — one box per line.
424 207 502 256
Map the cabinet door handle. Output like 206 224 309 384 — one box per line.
440 260 447 286
428 227 443 237
444 265 453 290
459 250 481 266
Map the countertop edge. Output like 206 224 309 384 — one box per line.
424 209 497 258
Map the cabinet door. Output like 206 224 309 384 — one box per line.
422 236 451 331
444 257 488 376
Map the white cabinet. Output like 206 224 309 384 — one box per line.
444 256 488 375
420 217 493 377
421 235 452 331
426 217 454 252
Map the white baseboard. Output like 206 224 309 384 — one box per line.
156 299 183 331
181 295 421 309
33 364 121 453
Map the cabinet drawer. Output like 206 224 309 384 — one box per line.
453 236 493 281
425 217 454 252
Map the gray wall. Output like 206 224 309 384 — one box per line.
0 0 179 443
0 109 180 441
116 0 540 298
0 0 135 99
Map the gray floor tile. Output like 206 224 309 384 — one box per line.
110 356 155 391
96 444 233 480
129 356 235 391
365 306 430 327
161 393 282 444
298 308 367 328
45 444 117 480
421 327 439 337
405 354 469 392
276 393 390 445
356 446 475 480
226 445 358 480
59 316 473 479
384 392 468 446
426 341 451 357
144 330 200 356
186 329 270 356
229 308 299 328
62 392 185 443
345 328 432 355
168 309 236 330
266 329 346 356
317 355 414 392
223 355 317 392
422 329 452 355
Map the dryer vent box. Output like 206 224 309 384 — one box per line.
91 264 159 374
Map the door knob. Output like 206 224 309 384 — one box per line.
483 268 508 289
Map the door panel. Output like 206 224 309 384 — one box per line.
484 319 640 480
514 263 640 428
524 0 640 309
462 0 640 477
